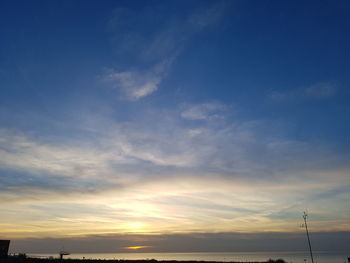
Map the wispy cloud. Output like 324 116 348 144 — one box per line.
0 129 131 180
103 71 160 101
181 102 228 120
268 82 337 102
102 2 230 101
187 1 231 30
303 82 337 98
102 59 172 101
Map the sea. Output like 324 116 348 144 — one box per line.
27 251 349 263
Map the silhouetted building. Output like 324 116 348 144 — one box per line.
0 240 10 259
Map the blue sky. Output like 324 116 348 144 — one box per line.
0 0 350 253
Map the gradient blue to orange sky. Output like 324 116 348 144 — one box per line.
0 0 349 253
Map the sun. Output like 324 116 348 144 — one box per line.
123 246 152 250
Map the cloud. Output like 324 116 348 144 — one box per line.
1 102 349 189
103 2 230 100
9 231 350 253
268 82 337 102
304 82 337 98
102 69 161 101
1 101 349 237
187 1 231 31
181 102 228 120
0 129 131 180
102 59 172 101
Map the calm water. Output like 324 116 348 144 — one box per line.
29 251 349 263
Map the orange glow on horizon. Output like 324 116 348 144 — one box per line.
123 246 152 250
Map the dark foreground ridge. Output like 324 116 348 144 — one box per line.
3 258 287 263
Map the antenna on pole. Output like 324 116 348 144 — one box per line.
302 211 314 263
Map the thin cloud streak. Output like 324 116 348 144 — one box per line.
268 82 337 102
181 102 228 120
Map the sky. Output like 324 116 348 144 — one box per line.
0 0 350 254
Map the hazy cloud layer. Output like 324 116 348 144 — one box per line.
0 102 349 237
9 231 350 253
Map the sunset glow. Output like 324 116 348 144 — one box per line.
124 246 153 250
0 0 349 254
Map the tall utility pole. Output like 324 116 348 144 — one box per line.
302 211 314 263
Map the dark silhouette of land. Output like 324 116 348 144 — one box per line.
3 257 286 263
